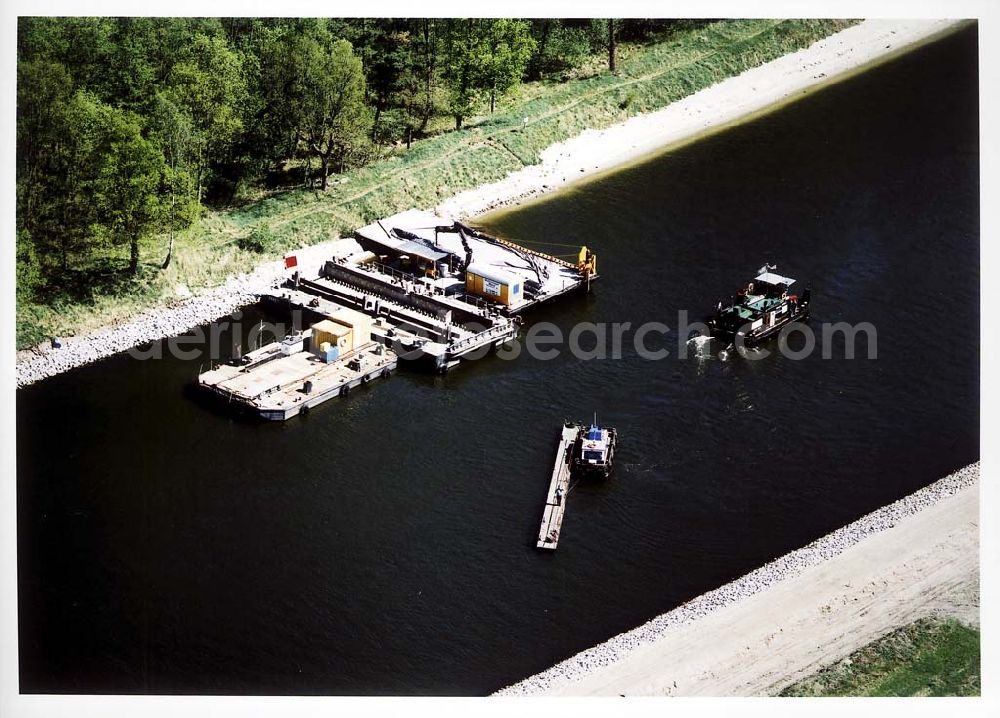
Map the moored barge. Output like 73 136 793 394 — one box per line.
536 417 619 550
197 306 396 420
196 208 602 419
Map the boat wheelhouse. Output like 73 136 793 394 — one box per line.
572 420 618 478
706 264 811 346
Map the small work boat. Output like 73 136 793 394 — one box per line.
535 417 618 550
571 417 618 478
706 264 811 346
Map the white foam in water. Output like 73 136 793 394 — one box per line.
737 346 770 361
686 335 715 359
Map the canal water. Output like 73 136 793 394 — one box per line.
17 25 978 695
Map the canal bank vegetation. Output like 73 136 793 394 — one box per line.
780 618 981 697
16 18 855 349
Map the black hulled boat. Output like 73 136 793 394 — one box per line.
706 264 811 346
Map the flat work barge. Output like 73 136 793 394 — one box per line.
536 424 579 550
197 208 599 418
267 209 598 373
278 261 520 371
198 306 397 420
353 209 598 314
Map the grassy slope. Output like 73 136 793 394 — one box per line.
779 618 981 697
17 19 855 349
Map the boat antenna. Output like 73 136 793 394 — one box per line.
593 411 597 427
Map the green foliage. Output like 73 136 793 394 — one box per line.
106 18 159 107
297 36 370 188
527 20 596 79
258 25 371 189
15 230 42 306
443 19 536 126
85 97 169 274
480 20 536 112
18 18 117 97
16 59 74 243
372 108 412 145
357 21 413 141
15 17 856 348
18 66 174 284
148 91 201 234
165 33 248 200
780 618 981 697
238 224 278 253
17 65 100 273
442 19 482 128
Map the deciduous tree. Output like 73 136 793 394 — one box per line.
166 33 248 202
443 19 535 128
293 35 369 189
479 19 534 114
85 97 169 275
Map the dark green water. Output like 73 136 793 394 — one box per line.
17 25 979 695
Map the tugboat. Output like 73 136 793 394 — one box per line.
706 264 811 346
571 416 618 478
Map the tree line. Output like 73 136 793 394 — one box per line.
16 17 700 301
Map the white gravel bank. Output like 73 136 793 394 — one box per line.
495 461 980 695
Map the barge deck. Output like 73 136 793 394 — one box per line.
354 209 597 314
200 345 397 420
196 207 596 418
270 274 519 371
536 424 579 550
198 316 397 421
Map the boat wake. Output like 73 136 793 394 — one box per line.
686 334 715 359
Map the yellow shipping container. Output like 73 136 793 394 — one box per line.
324 306 373 348
311 320 354 354
465 264 522 307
